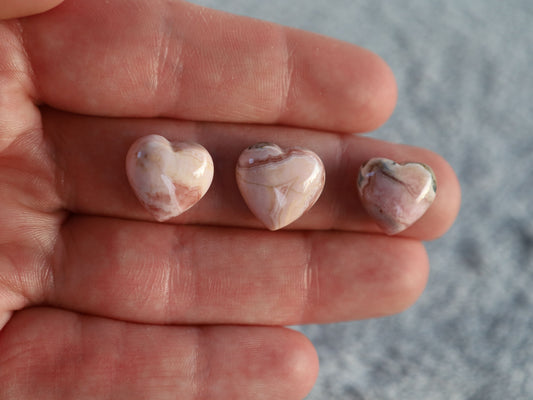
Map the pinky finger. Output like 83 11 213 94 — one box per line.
0 307 318 400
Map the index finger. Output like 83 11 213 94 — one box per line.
20 0 396 132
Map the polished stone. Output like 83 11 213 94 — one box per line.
357 158 437 235
236 143 325 230
126 135 214 221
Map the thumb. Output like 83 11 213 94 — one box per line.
0 0 64 19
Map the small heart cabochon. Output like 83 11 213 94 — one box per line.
126 134 214 221
357 157 437 235
236 143 325 230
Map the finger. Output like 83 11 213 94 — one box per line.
21 0 396 132
46 110 461 240
0 0 63 19
0 308 317 399
43 217 428 325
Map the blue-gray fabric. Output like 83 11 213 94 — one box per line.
191 1 533 398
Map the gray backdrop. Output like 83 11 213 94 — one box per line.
191 1 533 399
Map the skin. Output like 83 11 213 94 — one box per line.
0 0 461 398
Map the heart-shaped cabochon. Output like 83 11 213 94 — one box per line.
236 143 325 230
357 157 437 235
126 135 214 221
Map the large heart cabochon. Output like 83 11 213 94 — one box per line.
126 134 214 221
357 157 437 235
236 143 325 230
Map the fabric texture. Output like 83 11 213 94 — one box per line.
192 1 533 398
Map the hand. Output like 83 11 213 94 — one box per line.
0 0 460 398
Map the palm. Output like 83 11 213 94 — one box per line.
0 0 459 398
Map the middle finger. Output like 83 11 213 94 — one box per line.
45 109 459 239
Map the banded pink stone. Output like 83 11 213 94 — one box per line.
357 158 437 235
126 135 214 221
236 143 325 230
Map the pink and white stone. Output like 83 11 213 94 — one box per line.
236 143 325 231
126 135 214 221
357 158 437 235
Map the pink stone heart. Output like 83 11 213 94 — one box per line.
126 135 214 221
357 158 437 235
236 143 325 230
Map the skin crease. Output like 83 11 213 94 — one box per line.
0 0 461 399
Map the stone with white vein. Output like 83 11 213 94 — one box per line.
236 143 325 230
126 135 213 221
